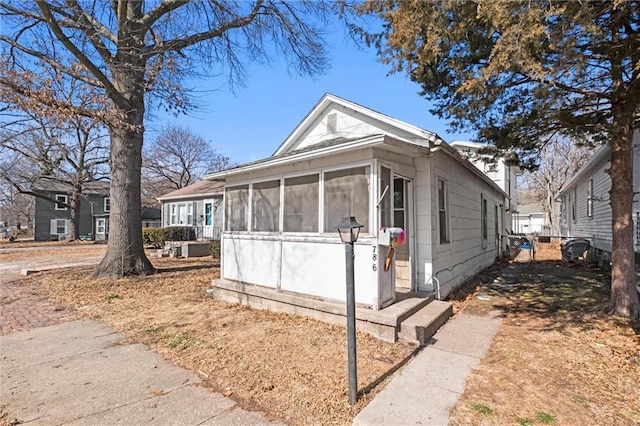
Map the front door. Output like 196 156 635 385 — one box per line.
95 218 108 241
393 178 411 290
203 200 214 240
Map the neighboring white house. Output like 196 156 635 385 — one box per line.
204 93 509 312
449 140 520 234
558 130 640 266
513 204 548 235
158 180 224 241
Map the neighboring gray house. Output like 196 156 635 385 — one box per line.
157 180 224 241
32 179 110 241
558 130 640 267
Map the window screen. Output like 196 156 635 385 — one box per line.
324 167 370 233
225 185 249 231
252 180 280 232
284 175 319 232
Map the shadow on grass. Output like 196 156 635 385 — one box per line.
155 263 218 274
359 346 422 399
486 260 639 336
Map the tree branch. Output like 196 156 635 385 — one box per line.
36 1 126 109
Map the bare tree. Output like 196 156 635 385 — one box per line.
518 139 593 235
0 1 330 277
1 111 109 240
142 125 230 204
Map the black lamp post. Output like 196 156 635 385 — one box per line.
337 216 363 405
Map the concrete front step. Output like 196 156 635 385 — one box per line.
398 300 453 346
208 279 434 343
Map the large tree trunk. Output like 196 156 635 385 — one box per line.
93 11 154 276
93 112 154 276
605 115 639 319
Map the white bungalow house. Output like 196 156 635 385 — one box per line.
204 93 510 338
558 130 640 267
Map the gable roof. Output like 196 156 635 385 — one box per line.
273 93 440 156
203 93 507 197
31 177 110 196
157 180 225 201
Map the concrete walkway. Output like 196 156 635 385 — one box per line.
353 266 521 425
0 320 280 425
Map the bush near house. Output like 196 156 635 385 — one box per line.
209 240 221 259
142 227 196 249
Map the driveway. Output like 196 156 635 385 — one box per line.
0 244 106 275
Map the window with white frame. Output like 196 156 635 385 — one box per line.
104 197 110 212
481 194 488 248
50 218 69 235
438 178 450 243
168 202 193 226
572 187 577 222
225 185 249 231
587 179 593 218
324 166 370 233
494 204 499 246
252 180 280 232
284 174 319 232
55 194 67 211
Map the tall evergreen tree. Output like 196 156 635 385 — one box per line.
353 0 639 318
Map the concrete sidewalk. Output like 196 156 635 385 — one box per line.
353 313 502 425
354 266 524 425
0 320 280 425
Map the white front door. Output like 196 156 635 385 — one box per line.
96 218 108 241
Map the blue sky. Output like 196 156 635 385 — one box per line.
148 22 476 166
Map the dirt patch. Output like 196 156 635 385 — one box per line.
449 261 640 426
18 257 416 425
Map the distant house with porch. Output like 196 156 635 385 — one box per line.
32 178 110 241
204 94 511 343
157 180 224 241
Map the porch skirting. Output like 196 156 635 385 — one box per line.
207 278 452 343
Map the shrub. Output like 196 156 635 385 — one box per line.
142 227 164 248
163 226 196 242
210 240 221 258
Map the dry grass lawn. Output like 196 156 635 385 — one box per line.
449 242 640 425
23 257 417 425
6 241 639 425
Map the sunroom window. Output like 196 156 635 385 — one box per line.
284 175 319 232
324 166 370 233
225 185 249 231
252 180 280 232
